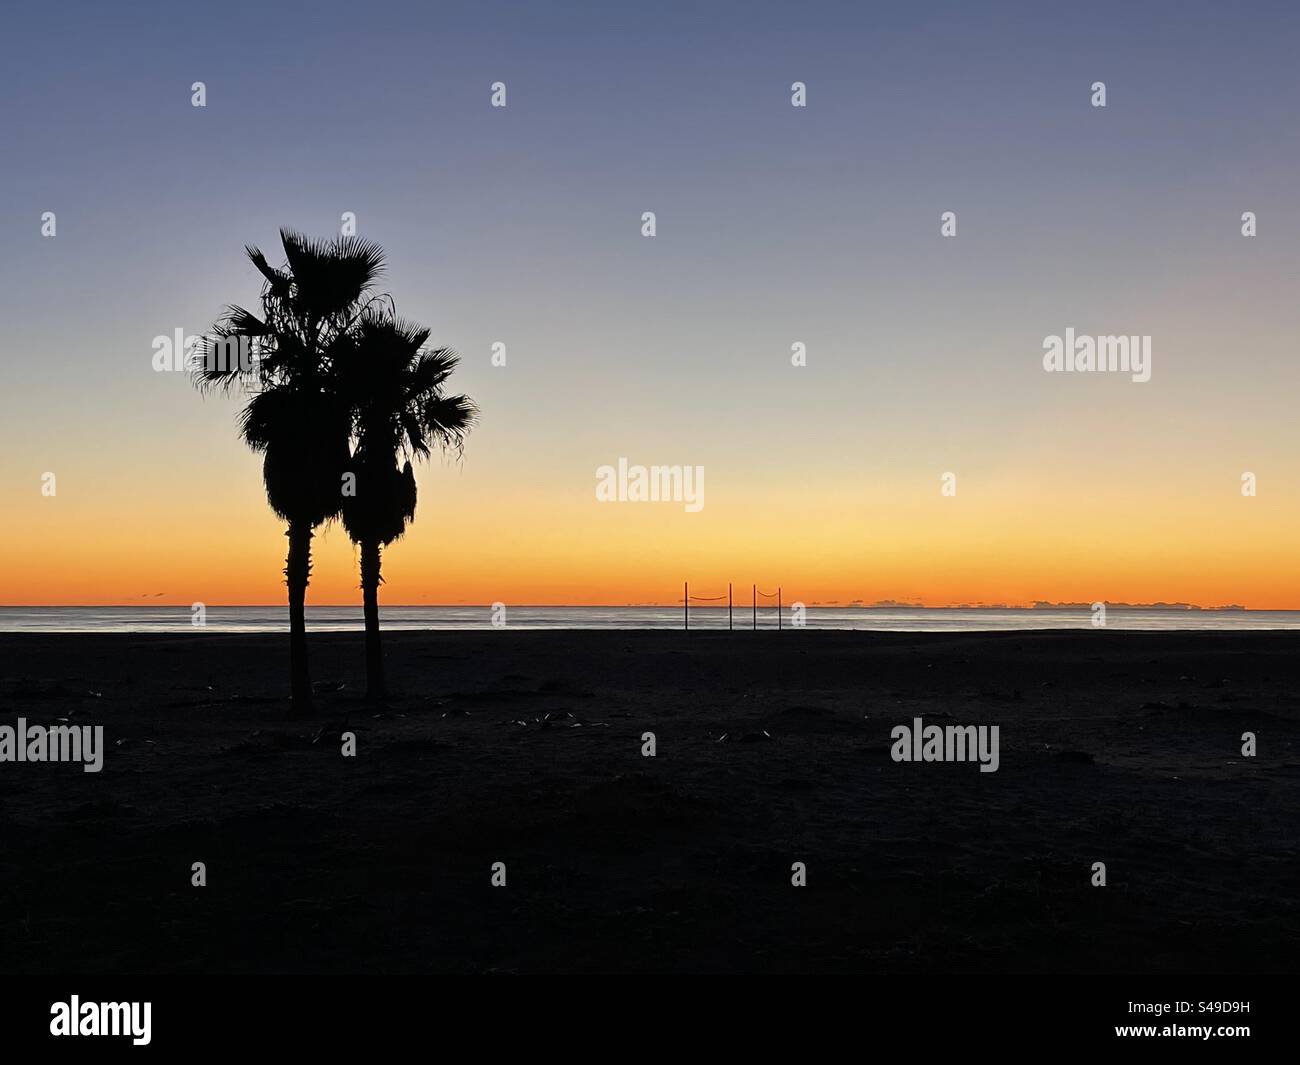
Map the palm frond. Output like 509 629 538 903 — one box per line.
422 393 476 456
245 244 291 298
279 228 386 323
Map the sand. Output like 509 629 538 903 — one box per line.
0 628 1296 974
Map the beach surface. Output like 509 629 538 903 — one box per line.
1 629 1297 974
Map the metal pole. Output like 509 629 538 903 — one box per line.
752 584 756 630
729 583 733 631
778 587 782 631
684 581 688 631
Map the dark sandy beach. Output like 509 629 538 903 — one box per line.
0 629 1297 974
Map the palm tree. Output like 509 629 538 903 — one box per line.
339 311 476 701
195 229 386 716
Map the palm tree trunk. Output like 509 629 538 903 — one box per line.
360 539 386 701
285 521 314 717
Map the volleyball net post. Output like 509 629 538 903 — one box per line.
756 586 783 631
685 583 730 630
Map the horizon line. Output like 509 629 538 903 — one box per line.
0 602 1284 612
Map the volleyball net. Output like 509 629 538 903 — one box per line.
682 582 785 630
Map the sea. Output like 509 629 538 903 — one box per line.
1 606 1297 633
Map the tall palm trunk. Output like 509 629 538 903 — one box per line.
360 539 386 701
285 521 314 716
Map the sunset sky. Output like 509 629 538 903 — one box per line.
3 0 1300 608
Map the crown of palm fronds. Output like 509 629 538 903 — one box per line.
193 229 387 396
342 311 477 461
338 308 476 547
195 230 387 527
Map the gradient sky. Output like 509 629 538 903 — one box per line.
3 0 1299 607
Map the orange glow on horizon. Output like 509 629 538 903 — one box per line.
5 464 1298 609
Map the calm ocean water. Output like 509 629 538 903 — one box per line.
1 606 1297 633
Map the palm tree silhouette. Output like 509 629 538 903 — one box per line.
339 310 476 701
196 230 387 716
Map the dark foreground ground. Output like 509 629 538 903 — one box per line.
0 629 1297 974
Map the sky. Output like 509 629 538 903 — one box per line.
2 0 1299 608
